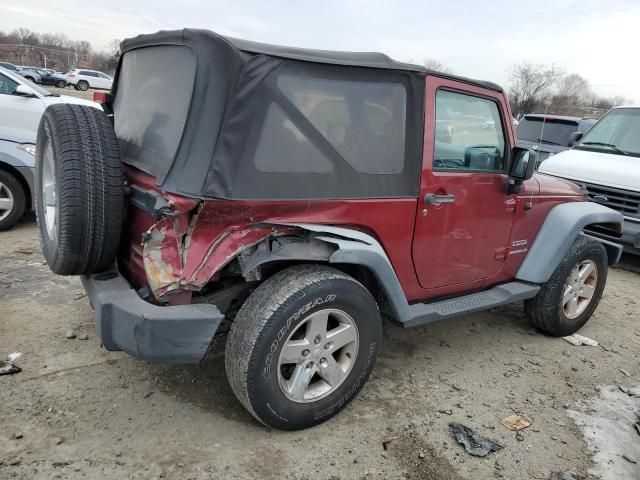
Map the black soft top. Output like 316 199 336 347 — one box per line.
121 29 502 92
113 29 502 200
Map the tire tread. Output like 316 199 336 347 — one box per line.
36 104 123 275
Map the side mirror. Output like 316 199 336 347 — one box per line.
14 85 37 98
508 147 537 194
568 131 584 147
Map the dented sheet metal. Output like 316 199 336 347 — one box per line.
183 226 291 288
141 209 193 299
140 200 294 300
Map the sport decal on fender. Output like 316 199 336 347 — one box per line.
510 239 529 255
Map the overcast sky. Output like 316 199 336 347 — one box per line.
1 0 638 101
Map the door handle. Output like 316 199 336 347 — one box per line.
424 193 456 205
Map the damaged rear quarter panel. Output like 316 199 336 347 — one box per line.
142 213 190 297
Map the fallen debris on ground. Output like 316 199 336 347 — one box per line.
449 423 503 457
0 359 21 376
501 413 532 431
562 334 598 346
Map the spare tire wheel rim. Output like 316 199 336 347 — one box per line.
562 259 598 319
0 180 14 221
277 308 359 403
42 140 57 240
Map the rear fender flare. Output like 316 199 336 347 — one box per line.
252 223 413 322
515 202 624 284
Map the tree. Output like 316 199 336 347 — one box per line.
108 39 121 57
14 27 32 44
507 61 561 116
549 73 593 114
423 57 454 74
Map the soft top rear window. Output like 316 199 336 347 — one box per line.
113 45 195 182
517 117 580 147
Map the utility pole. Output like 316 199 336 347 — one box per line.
40 52 47 69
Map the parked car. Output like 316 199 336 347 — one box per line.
0 66 101 156
16 67 41 84
66 69 113 91
21 67 68 88
0 61 18 72
517 114 597 163
35 29 622 430
0 129 35 230
539 106 640 254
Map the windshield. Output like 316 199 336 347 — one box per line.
517 117 579 146
575 108 640 157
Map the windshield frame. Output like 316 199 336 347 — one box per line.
574 107 640 158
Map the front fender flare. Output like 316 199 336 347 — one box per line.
516 202 624 284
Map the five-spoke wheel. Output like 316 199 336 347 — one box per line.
526 236 607 337
562 259 598 319
278 309 359 403
225 265 381 430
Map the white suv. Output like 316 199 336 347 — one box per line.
539 105 640 254
0 66 100 141
66 69 113 91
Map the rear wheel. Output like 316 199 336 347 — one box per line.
525 236 607 336
225 265 381 430
56 80 66 88
0 170 26 231
35 104 124 275
77 80 89 91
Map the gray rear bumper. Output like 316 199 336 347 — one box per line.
80 270 223 363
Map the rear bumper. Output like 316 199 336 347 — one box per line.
80 269 223 363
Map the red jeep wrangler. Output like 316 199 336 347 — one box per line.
35 29 623 430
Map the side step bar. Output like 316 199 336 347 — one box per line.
400 281 540 328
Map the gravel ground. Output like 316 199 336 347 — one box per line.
1 219 639 480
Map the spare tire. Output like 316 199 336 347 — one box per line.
35 104 124 275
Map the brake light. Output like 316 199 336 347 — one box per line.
93 92 112 104
68 74 75 78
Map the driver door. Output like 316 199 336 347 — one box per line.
412 77 516 291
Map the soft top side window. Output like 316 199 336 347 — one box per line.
433 90 506 172
276 73 407 174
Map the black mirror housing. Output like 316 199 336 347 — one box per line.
508 147 536 193
568 131 584 147
509 147 536 180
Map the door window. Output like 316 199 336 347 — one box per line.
0 73 18 95
434 90 506 171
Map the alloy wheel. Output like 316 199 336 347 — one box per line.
0 181 15 222
562 259 598 319
41 140 57 240
277 308 359 403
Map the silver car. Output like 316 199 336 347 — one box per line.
0 130 35 230
16 67 42 84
